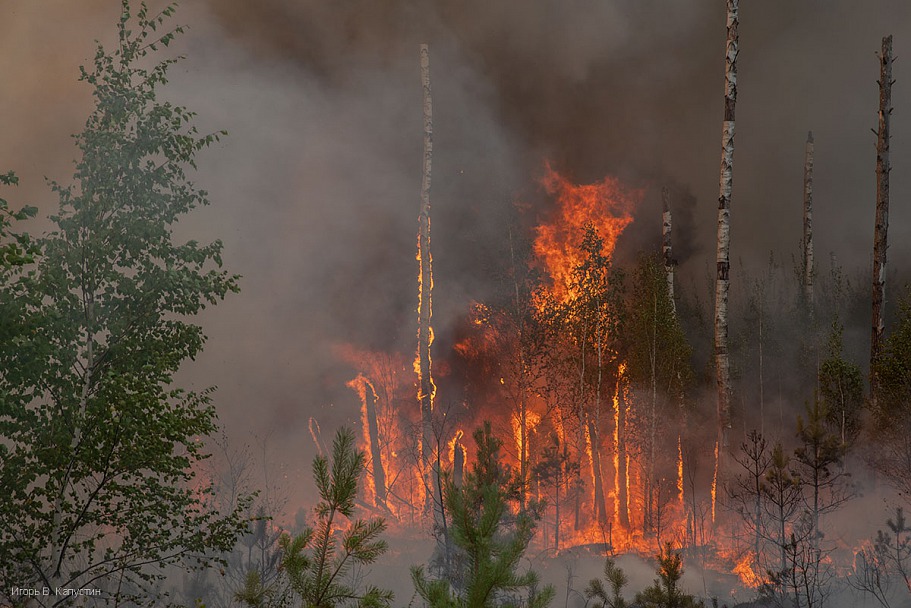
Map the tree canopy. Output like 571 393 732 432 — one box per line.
0 2 249 605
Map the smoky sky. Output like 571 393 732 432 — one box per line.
2 0 910 516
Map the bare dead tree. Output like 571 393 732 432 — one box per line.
417 43 436 515
714 0 739 470
871 34 894 404
803 131 815 310
364 380 389 509
662 186 676 316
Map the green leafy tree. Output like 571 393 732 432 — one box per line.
625 254 693 534
557 225 624 527
584 557 628 608
871 291 911 498
411 422 555 608
634 544 703 608
0 2 250 605
0 171 37 269
235 428 392 608
872 291 911 427
818 319 864 450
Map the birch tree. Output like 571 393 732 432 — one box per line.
802 131 815 310
714 0 739 469
0 3 248 604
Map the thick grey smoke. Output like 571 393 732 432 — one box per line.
2 0 910 519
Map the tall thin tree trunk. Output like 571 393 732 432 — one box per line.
714 0 739 476
871 35 893 404
662 186 676 314
417 43 436 515
588 417 608 525
758 297 765 435
508 226 529 509
49 298 95 584
453 435 464 488
617 371 630 530
803 131 815 309
591 317 608 526
364 382 388 509
648 291 658 532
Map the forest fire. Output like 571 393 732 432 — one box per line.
9 3 911 608
533 163 638 305
336 166 703 559
330 157 832 596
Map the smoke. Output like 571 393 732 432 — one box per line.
3 0 911 546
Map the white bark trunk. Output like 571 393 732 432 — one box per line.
662 186 676 315
715 0 738 457
803 131 815 308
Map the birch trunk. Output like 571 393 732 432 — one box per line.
871 35 893 404
803 131 815 308
662 186 676 314
417 43 436 514
714 0 738 460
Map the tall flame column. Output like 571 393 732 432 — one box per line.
417 43 437 516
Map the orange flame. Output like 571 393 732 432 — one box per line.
448 429 465 467
677 435 684 508
347 374 379 505
733 552 763 588
711 440 719 524
533 163 639 305
416 231 436 407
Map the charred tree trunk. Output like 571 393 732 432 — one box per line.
617 372 630 530
508 227 530 509
417 43 436 515
453 436 464 488
588 416 608 526
714 0 738 478
662 186 676 315
663 189 688 518
592 319 608 527
871 35 893 404
365 382 388 509
803 131 815 309
646 291 658 532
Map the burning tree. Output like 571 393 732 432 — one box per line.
530 167 638 544
625 254 693 540
417 42 438 519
